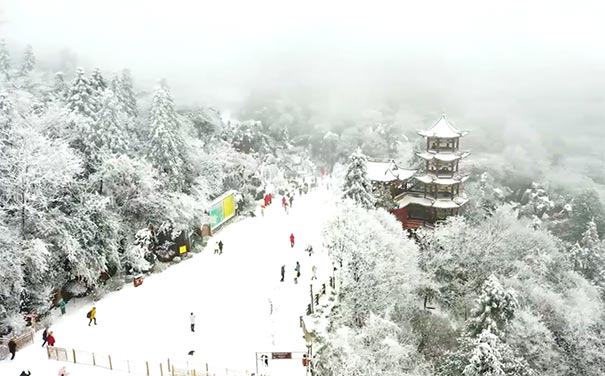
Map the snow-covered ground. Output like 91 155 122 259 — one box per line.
1 185 336 376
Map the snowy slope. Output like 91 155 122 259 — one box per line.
0 184 336 376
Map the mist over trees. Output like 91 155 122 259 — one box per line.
2 11 605 373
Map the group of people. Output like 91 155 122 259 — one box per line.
5 305 97 362
281 233 318 284
6 328 56 361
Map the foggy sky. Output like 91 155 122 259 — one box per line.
2 0 605 133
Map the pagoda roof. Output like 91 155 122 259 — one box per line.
418 114 468 139
396 193 469 209
414 174 469 185
416 151 471 162
366 160 416 183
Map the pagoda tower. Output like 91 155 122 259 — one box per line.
394 114 470 228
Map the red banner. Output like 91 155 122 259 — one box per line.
271 352 292 359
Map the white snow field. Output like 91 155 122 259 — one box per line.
0 185 337 376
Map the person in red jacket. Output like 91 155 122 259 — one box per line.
290 233 295 248
282 196 287 208
46 331 56 347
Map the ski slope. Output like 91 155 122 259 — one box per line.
0 185 336 376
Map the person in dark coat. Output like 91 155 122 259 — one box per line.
280 265 285 282
41 328 48 347
218 241 223 255
20 371 31 376
190 312 196 332
289 195 294 207
294 261 301 284
8 337 17 360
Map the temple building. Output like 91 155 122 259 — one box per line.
380 114 470 229
365 159 416 200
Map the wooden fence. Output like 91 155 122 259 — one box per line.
0 329 35 360
47 347 251 376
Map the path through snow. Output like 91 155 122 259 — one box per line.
0 185 336 376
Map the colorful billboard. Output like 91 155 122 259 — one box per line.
208 190 238 231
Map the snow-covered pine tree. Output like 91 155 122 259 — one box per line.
20 45 36 76
52 72 68 101
466 275 518 337
90 67 107 92
66 68 99 119
110 73 129 116
95 89 129 154
0 39 10 80
120 69 138 117
570 219 605 285
461 331 505 376
0 92 13 132
146 82 184 183
90 67 108 113
343 149 376 209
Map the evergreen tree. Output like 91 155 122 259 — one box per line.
94 89 129 154
120 69 138 117
466 275 518 337
343 149 376 209
110 73 130 117
0 39 10 80
90 67 107 92
66 68 98 119
52 72 68 101
0 92 13 132
147 83 184 182
20 45 35 76
570 219 605 285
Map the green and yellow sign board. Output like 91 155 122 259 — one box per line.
209 190 238 231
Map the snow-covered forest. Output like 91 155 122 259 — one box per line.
314 149 605 375
0 41 321 336
2 2 605 375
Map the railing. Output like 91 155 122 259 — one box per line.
0 329 35 360
47 347 250 376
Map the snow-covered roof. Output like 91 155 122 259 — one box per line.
396 194 434 208
433 197 469 209
366 160 416 182
396 193 469 209
414 174 469 185
418 114 468 139
416 151 471 161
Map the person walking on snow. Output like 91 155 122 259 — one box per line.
218 240 224 255
282 196 287 208
306 245 314 256
8 337 16 360
280 265 285 282
87 307 97 326
312 265 317 280
289 195 294 207
41 327 49 347
290 233 295 248
294 261 301 284
47 331 56 347
190 312 196 332
58 298 66 315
